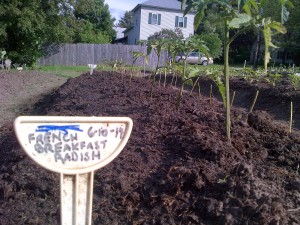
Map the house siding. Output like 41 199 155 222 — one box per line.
140 7 194 41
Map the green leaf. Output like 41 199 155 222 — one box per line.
147 45 153 55
243 0 258 14
183 1 194 16
260 0 267 7
228 13 251 28
248 0 258 12
238 0 247 11
268 21 287 34
186 67 201 79
194 9 205 30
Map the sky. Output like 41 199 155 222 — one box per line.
105 0 144 24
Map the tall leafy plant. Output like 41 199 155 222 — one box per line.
174 36 210 109
131 51 148 81
182 0 289 142
147 39 167 97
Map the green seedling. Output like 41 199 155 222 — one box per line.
189 75 201 96
131 51 148 83
290 101 293 133
164 67 167 88
289 73 300 90
249 90 259 113
207 69 226 108
210 84 213 106
231 91 236 108
217 175 229 184
146 39 168 98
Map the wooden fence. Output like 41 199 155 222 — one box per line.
38 43 169 69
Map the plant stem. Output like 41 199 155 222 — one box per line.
210 84 213 106
231 91 235 108
176 84 184 110
189 76 200 96
150 54 160 98
143 59 145 77
224 20 231 142
198 81 201 96
290 101 293 133
171 73 175 85
164 68 167 88
249 90 259 113
176 60 187 109
175 75 178 87
159 70 162 86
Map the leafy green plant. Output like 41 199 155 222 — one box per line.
267 73 282 86
176 66 202 109
288 73 300 90
174 36 210 109
146 39 168 97
182 0 290 142
189 75 201 96
131 51 148 82
206 69 226 108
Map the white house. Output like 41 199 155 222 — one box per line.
123 0 195 45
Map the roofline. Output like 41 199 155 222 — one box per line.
123 26 133 33
132 3 195 14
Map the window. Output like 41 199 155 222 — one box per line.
152 14 158 24
189 52 199 57
178 17 184 27
148 13 161 25
175 16 187 28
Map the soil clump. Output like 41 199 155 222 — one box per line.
0 71 299 224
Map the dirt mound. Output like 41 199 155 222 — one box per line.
0 71 300 224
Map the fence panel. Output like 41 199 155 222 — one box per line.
38 43 169 69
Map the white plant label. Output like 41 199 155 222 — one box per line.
14 116 133 174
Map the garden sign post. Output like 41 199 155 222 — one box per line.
14 116 133 225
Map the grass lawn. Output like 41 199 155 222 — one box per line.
37 65 93 78
37 65 145 78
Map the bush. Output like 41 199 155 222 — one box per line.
197 33 222 59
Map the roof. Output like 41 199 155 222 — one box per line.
132 0 190 12
113 27 126 39
123 26 133 34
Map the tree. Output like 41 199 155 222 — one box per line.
284 0 300 64
117 11 134 28
148 28 184 41
0 0 116 66
73 0 116 42
197 33 222 58
272 0 300 64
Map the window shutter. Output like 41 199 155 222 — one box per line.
148 13 152 24
184 17 187 28
175 16 179 27
158 14 161 25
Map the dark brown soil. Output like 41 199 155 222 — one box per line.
0 71 300 225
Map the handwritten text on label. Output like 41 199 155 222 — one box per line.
27 125 125 165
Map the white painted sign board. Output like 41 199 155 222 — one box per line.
14 116 133 225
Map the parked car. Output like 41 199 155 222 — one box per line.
175 52 213 66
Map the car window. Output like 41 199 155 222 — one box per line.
189 52 199 57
